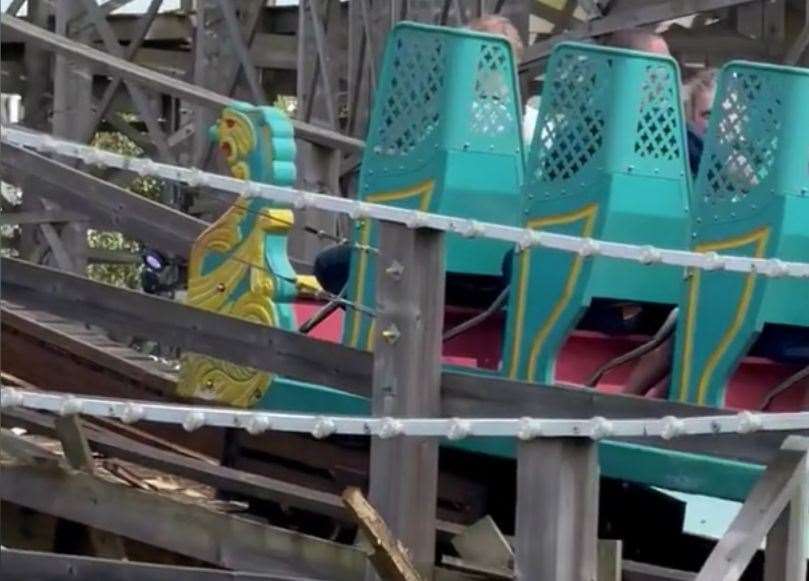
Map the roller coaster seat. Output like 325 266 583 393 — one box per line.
501 42 693 385
671 61 809 407
341 22 525 350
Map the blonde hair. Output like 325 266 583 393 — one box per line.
683 68 717 122
468 15 524 62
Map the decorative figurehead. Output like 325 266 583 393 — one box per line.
208 101 296 187
178 102 316 408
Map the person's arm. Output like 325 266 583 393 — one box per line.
624 335 674 397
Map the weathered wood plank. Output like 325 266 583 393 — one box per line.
0 209 88 225
521 0 755 69
4 406 351 523
622 560 695 581
441 372 809 466
598 539 623 581
0 548 321 581
343 487 424 581
514 438 599 581
1 13 364 153
54 412 130 559
1 143 206 259
763 439 809 581
1 304 177 399
1 258 373 395
0 444 366 579
695 438 808 581
366 222 445 580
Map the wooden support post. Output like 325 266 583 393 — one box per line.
598 539 623 581
514 438 599 581
763 438 809 581
54 414 128 559
365 221 445 580
22 0 50 131
696 436 808 581
54 415 95 471
19 0 52 264
49 0 90 275
342 487 423 581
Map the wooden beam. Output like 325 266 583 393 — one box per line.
366 222 445 580
598 539 623 581
5 406 350 522
785 22 809 64
441 372 809 467
0 440 366 579
53 413 129 559
1 143 206 259
0 209 88 225
0 13 364 153
1 258 373 395
1 305 177 401
215 0 266 106
55 414 96 471
514 438 599 581
622 560 695 581
695 437 809 581
4 0 26 16
2 407 471 541
49 0 90 276
450 515 513 571
0 548 321 581
76 0 175 164
68 0 137 37
342 487 424 581
21 0 50 130
2 253 805 468
520 0 756 69
763 438 809 581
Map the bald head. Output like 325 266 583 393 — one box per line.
468 15 525 61
604 29 670 56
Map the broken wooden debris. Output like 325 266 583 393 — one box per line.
450 515 513 572
342 486 424 581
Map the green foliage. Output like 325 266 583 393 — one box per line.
87 229 141 289
274 95 297 117
86 131 168 288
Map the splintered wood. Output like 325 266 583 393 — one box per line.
341 487 423 581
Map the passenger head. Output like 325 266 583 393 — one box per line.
684 68 717 138
468 15 525 62
604 29 670 56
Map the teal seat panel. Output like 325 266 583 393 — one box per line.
503 42 692 383
672 61 809 406
344 22 525 350
759 198 809 327
442 151 523 276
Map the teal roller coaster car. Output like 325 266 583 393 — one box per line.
183 23 809 504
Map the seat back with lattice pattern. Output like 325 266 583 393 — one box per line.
343 22 524 350
501 42 692 383
671 61 809 406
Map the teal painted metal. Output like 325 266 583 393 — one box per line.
501 43 692 384
253 41 803 502
671 62 809 407
342 22 525 350
203 101 300 317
